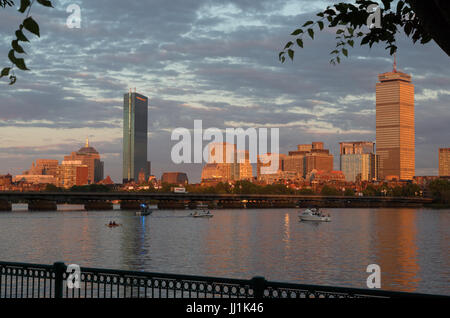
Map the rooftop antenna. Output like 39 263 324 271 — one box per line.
85 137 89 148
393 53 397 73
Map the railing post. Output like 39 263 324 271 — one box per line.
53 262 66 299
251 276 266 298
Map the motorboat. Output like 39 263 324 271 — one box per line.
190 204 213 218
136 203 152 216
299 208 331 222
106 221 121 227
190 210 213 218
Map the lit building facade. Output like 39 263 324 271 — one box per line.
64 138 104 184
56 160 89 188
376 60 415 180
439 148 450 176
123 91 150 183
201 143 238 182
161 172 189 185
25 159 59 176
340 142 378 182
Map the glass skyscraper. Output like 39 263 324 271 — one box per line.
123 91 150 183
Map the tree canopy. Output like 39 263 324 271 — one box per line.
279 0 450 64
1 0 53 85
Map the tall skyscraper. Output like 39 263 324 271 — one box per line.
340 141 378 182
123 91 150 183
439 148 450 176
376 58 415 180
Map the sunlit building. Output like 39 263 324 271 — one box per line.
439 148 450 176
56 160 89 188
24 159 59 176
64 138 104 184
201 143 238 182
340 142 378 182
161 172 189 185
123 90 151 183
376 59 415 180
237 150 253 180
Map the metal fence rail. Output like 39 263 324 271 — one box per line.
0 261 446 299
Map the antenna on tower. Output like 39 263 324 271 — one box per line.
393 53 397 73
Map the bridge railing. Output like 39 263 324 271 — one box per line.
0 261 445 299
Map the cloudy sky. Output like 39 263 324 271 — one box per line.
0 0 449 183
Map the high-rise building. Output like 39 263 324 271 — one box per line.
340 141 378 182
123 91 150 183
56 160 89 188
64 138 104 184
237 150 253 180
25 159 59 176
376 58 415 180
201 142 238 182
161 172 189 185
439 148 450 176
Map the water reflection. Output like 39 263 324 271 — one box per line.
0 208 448 295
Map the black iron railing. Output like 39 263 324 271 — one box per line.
0 261 446 299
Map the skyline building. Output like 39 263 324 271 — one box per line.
376 58 415 180
64 138 104 184
201 142 238 182
340 141 378 182
439 148 450 176
123 91 150 183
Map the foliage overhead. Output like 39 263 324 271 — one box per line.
1 0 53 85
279 0 450 65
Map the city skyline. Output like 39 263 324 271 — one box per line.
0 1 449 183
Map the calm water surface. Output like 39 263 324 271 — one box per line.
0 207 448 295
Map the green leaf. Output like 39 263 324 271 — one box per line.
12 40 26 54
18 0 31 13
296 38 303 48
288 49 294 60
0 67 11 78
8 49 17 64
8 50 29 70
348 40 354 47
307 28 314 39
318 21 324 30
302 21 314 27
336 56 341 64
284 41 293 49
342 48 348 57
14 57 29 70
291 29 303 36
37 0 53 7
15 29 29 42
23 16 40 37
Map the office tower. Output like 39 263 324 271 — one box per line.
439 148 450 176
56 160 89 188
64 138 104 184
237 150 253 180
123 91 150 183
376 58 415 180
161 172 189 185
340 141 378 182
201 142 238 183
25 159 59 176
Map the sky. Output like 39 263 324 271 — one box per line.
0 0 449 183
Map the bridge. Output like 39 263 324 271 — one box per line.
0 191 433 211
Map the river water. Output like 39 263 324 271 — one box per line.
0 207 448 295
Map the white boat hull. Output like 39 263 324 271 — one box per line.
299 215 331 222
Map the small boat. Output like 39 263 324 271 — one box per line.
190 210 213 218
136 204 152 216
190 204 213 218
106 222 121 228
299 208 331 222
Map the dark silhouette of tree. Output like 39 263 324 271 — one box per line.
1 0 53 85
279 0 450 65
